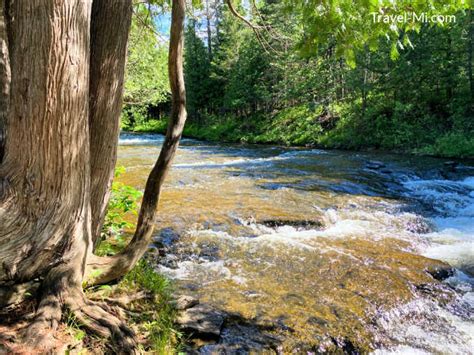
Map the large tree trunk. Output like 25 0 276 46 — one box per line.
0 0 10 163
0 0 92 284
0 0 134 351
89 0 132 246
86 0 187 285
0 0 187 350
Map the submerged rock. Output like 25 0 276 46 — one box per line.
260 219 323 230
426 265 455 281
177 304 226 339
173 295 199 310
153 227 180 249
365 160 386 170
404 216 434 234
463 264 474 277
443 161 459 171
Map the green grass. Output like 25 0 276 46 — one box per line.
120 260 183 354
131 119 168 133
92 241 182 353
65 311 87 343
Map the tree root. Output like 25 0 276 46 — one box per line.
68 292 137 352
90 291 151 309
23 284 138 353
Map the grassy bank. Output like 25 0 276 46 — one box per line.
127 104 474 159
77 257 182 353
70 169 182 354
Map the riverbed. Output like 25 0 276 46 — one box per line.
118 133 474 354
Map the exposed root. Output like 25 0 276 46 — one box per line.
21 275 138 353
66 290 137 353
23 291 62 351
90 291 151 309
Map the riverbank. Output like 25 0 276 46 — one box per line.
126 107 474 159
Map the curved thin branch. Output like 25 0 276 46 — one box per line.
224 0 263 30
225 0 280 55
85 0 187 286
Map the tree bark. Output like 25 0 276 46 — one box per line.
86 0 187 285
89 0 133 246
0 0 92 284
0 0 10 163
0 1 136 350
0 0 187 349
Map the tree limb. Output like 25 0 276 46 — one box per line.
85 0 187 286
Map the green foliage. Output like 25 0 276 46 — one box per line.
124 6 169 105
131 118 168 133
122 4 170 130
282 0 469 60
97 167 142 256
184 116 248 142
124 1 472 158
177 3 472 158
121 105 150 130
184 20 212 120
252 105 324 145
416 132 474 158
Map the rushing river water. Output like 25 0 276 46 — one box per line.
118 133 474 354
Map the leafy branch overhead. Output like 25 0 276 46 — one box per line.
282 0 470 66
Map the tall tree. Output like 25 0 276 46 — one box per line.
0 0 187 351
0 0 9 162
184 19 211 120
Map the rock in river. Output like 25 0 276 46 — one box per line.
260 219 323 230
365 160 386 170
173 295 200 310
177 303 226 339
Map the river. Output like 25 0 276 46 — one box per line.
117 133 474 354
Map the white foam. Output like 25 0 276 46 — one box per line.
402 175 474 275
119 133 165 146
172 149 327 168
373 346 431 354
374 297 474 355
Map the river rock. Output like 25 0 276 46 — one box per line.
260 219 323 230
213 320 282 353
177 304 226 338
197 344 252 354
426 265 455 281
173 295 199 310
404 216 434 234
443 161 459 171
365 160 386 170
461 263 474 278
153 227 180 248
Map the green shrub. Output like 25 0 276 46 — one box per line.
416 132 474 158
132 118 168 133
121 105 150 130
96 167 142 256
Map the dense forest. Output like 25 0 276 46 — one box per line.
124 1 473 158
